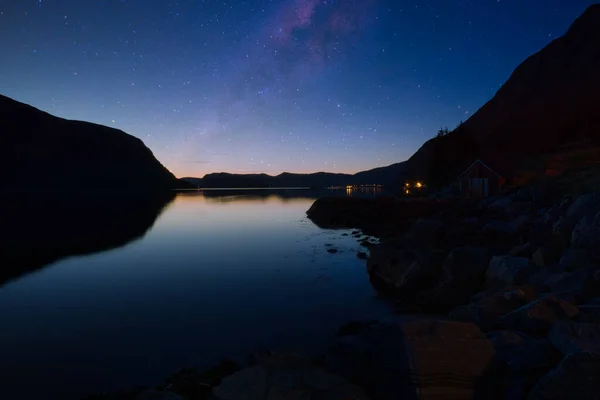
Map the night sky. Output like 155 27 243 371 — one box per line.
1 1 597 177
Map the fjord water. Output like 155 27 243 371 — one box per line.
0 189 391 400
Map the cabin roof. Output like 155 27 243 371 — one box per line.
458 159 502 179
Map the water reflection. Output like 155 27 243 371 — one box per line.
0 191 175 286
0 188 393 400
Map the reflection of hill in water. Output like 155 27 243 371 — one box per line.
0 191 174 286
179 188 388 203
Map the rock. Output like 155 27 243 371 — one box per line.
498 295 579 335
212 354 369 400
487 331 563 399
327 248 339 254
356 252 368 260
489 196 513 212
548 321 600 355
532 246 562 267
367 240 416 290
484 219 519 236
164 360 239 399
527 352 600 400
506 201 532 218
404 218 444 247
486 256 539 290
559 248 593 271
325 319 497 400
559 193 600 232
525 264 567 292
575 303 600 323
571 211 600 250
509 242 534 258
450 286 537 332
425 247 492 311
367 241 446 297
136 390 184 400
547 266 600 304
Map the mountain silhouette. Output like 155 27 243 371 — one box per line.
402 4 600 186
0 94 183 190
183 162 406 188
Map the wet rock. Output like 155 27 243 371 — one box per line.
212 354 369 400
486 256 538 290
498 295 579 335
548 321 600 355
326 318 497 400
356 252 368 260
527 352 600 400
327 248 339 254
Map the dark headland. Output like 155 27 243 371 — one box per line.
4 4 600 400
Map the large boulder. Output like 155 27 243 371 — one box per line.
326 318 497 400
548 321 600 355
450 286 537 332
486 256 539 290
212 354 369 400
498 295 579 335
367 240 446 297
425 247 492 312
558 248 594 271
547 266 600 304
527 352 600 400
488 331 563 400
571 211 600 251
557 193 600 232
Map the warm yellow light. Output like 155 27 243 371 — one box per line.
416 182 422 188
405 189 410 194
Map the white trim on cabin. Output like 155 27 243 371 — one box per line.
458 159 502 179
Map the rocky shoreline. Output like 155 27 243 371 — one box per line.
86 174 600 400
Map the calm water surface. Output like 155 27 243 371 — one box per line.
0 189 391 399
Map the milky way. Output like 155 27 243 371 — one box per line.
0 0 596 177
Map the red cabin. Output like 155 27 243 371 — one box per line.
458 159 505 199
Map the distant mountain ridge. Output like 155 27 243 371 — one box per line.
186 5 600 190
0 94 184 190
183 162 406 188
